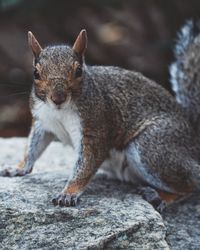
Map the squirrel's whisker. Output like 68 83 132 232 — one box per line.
0 82 31 86
0 92 29 98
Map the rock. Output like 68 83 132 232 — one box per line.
0 138 169 250
1 138 200 250
163 194 200 250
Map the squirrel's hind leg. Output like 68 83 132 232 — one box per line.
125 136 196 211
137 186 187 212
137 186 167 212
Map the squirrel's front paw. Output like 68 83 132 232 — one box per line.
52 193 79 207
0 167 29 177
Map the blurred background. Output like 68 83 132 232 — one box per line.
0 0 200 137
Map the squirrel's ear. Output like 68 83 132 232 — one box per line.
28 31 43 58
72 29 87 57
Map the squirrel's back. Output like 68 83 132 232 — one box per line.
170 19 200 130
78 65 193 151
86 65 185 119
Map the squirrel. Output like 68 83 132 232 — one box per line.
0 28 200 212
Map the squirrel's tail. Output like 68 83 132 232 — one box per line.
170 19 200 130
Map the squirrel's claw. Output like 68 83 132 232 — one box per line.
52 193 78 207
137 186 167 213
156 200 167 213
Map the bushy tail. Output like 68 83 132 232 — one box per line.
170 19 200 130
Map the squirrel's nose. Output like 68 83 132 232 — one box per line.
51 93 66 106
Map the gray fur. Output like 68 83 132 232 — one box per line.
0 120 54 177
170 19 200 130
26 120 55 169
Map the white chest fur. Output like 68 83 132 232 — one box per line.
32 101 82 152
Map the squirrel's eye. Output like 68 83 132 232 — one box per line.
34 68 40 80
75 65 82 78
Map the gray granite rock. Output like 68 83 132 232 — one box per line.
0 138 172 249
163 195 200 250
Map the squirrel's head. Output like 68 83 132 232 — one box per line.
28 30 87 109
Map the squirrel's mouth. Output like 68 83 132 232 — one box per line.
47 95 72 110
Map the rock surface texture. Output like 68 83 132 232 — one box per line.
0 138 199 250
